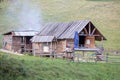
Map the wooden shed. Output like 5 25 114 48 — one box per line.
3 30 38 53
31 36 57 56
31 20 106 56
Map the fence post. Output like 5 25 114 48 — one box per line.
106 53 109 63
95 53 97 63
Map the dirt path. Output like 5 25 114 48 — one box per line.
0 49 23 56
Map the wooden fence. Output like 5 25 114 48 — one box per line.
105 51 120 63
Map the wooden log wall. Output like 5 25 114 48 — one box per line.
56 40 66 53
84 36 95 48
3 35 12 51
32 43 42 56
12 36 21 52
32 42 57 56
66 39 74 49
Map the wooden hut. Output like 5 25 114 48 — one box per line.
3 30 38 53
31 20 106 56
31 36 57 56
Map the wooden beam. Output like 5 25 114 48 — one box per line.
91 28 96 35
89 23 91 35
93 35 101 36
101 37 103 47
83 28 88 34
101 37 104 41
24 37 26 52
79 34 87 36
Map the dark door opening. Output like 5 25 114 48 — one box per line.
26 36 32 44
79 36 85 47
21 46 25 53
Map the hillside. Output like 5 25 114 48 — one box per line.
0 52 120 80
0 0 120 50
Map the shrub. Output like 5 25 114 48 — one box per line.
0 54 29 80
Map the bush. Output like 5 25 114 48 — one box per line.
0 54 29 80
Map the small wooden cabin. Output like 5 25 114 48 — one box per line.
3 30 38 53
31 20 106 56
31 36 57 56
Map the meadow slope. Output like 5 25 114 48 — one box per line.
0 52 120 80
0 0 120 50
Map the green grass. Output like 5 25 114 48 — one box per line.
0 0 120 50
0 52 120 80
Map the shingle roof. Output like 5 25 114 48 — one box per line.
37 20 106 41
38 20 90 39
3 30 38 36
31 36 55 42
59 20 89 39
14 31 38 36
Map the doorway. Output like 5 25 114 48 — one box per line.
21 46 25 53
79 36 85 47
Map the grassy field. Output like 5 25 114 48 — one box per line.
0 1 120 80
0 0 120 50
0 52 120 80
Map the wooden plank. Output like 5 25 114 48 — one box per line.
89 23 91 35
91 28 96 35
84 28 88 34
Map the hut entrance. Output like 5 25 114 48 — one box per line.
21 46 25 53
42 43 50 53
79 36 85 47
42 42 51 57
26 36 32 44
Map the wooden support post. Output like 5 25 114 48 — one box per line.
91 28 96 35
84 28 88 35
24 37 26 52
50 42 53 58
95 53 97 63
55 40 57 58
11 37 13 51
101 37 103 47
72 50 75 62
89 23 91 35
